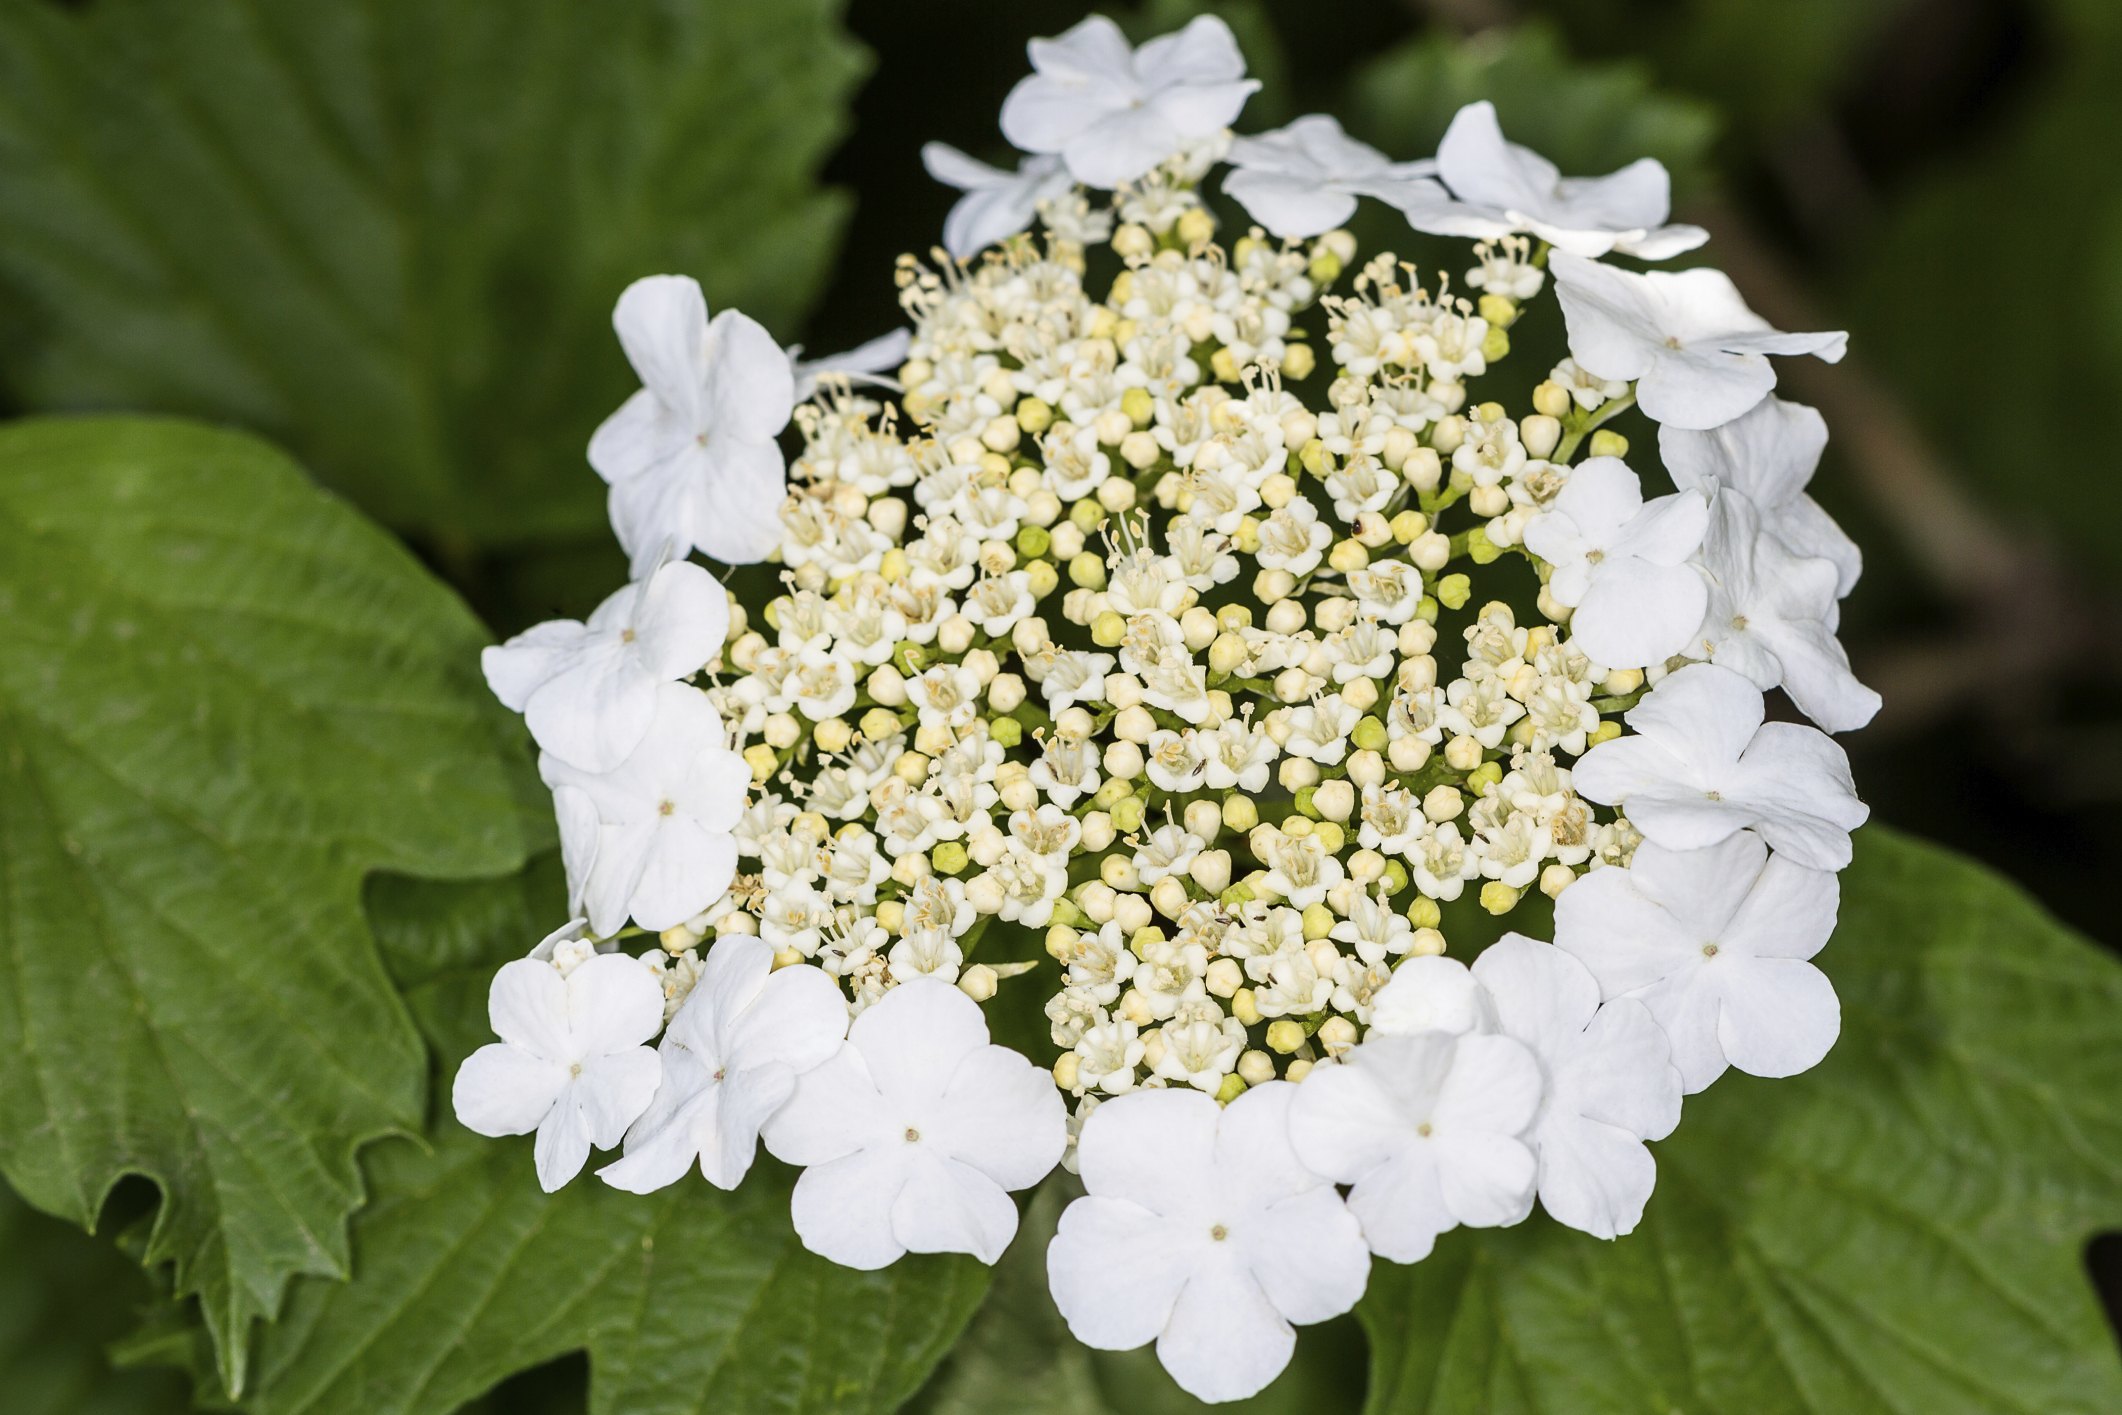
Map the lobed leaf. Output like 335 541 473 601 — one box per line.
0 415 544 1394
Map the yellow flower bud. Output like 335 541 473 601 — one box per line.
1282 341 1317 380
742 743 778 782
1389 509 1428 544
1090 608 1127 646
1436 573 1472 610
1477 293 1517 329
1480 881 1521 915
1407 896 1442 930
1265 1019 1307 1055
1589 430 1630 459
1232 987 1262 1026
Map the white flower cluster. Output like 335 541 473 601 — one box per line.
452 12 1876 1404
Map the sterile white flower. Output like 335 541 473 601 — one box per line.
1470 937 1682 1240
1000 15 1258 188
1550 252 1847 430
763 978 1065 1268
922 144 1074 259
1522 456 1709 669
1048 1083 1369 1404
589 274 795 574
1287 1029 1541 1262
1222 114 1458 239
1573 662 1869 870
452 953 664 1192
482 560 730 773
1555 830 1841 1091
1689 488 1882 733
1427 101 1707 259
598 936 847 1193
1659 395 1860 595
541 682 751 935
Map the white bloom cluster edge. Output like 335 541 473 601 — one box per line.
452 11 1874 1405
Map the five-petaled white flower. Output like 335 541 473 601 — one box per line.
589 274 796 575
1000 14 1258 188
1556 830 1841 1092
482 560 730 773
1466 937 1682 1240
1659 395 1860 596
542 681 751 936
1048 1083 1370 1404
1424 101 1707 259
1551 252 1847 431
762 978 1065 1268
1573 662 1870 870
921 144 1074 258
598 936 847 1193
1522 456 1709 670
453 953 665 1193
1287 1029 1541 1263
1223 114 1466 239
1689 488 1881 734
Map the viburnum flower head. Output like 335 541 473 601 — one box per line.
589 274 796 575
763 978 1065 1268
1049 1084 1370 1403
453 954 664 1193
1574 663 1870 870
1427 101 1707 259
460 14 1885 1382
1522 456 1710 670
482 559 730 772
542 681 751 935
1551 251 1847 430
599 936 848 1193
1000 14 1258 187
1556 831 1842 1092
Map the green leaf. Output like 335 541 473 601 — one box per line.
1351 22 1719 193
0 0 867 551
0 416 544 1395
0 1181 193 1415
137 869 993 1415
1359 827 2122 1413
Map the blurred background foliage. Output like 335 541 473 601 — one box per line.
0 0 2117 1408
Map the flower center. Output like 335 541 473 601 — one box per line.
1416 1122 1433 1138
904 1126 921 1143
659 799 676 816
1209 1223 1228 1242
1702 942 1720 957
569 1062 583 1078
620 627 637 643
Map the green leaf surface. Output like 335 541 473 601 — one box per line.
1351 22 1719 193
0 0 867 551
0 416 544 1394
1359 827 2122 1413
139 866 993 1415
0 1181 193 1415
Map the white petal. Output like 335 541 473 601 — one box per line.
533 1097 594 1192
1563 998 1683 1142
564 952 666 1055
1659 395 1826 507
1286 1052 1413 1185
571 1048 662 1150
1725 851 1839 962
551 785 601 925
627 818 736 932
1156 1248 1297 1405
1076 1087 1220 1211
789 1146 911 1269
486 957 569 1058
1470 934 1600 1047
701 1063 798 1188
1240 1184 1369 1325
846 977 991 1104
762 1043 893 1166
452 1043 565 1137
1047 1195 1195 1350
632 561 730 681
481 620 585 714
587 387 687 488
686 438 788 569
720 953 849 1076
932 1044 1067 1190
921 140 1008 191
1631 662 1766 769
1533 1111 1658 1239
890 1152 1021 1263
1221 169 1358 239
1344 1146 1454 1263
612 276 708 425
1715 956 1840 1078
1133 14 1248 87
1571 556 1708 669
596 1086 714 1194
1064 109 1186 189
1638 342 1778 432
702 309 795 444
1368 954 1484 1036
